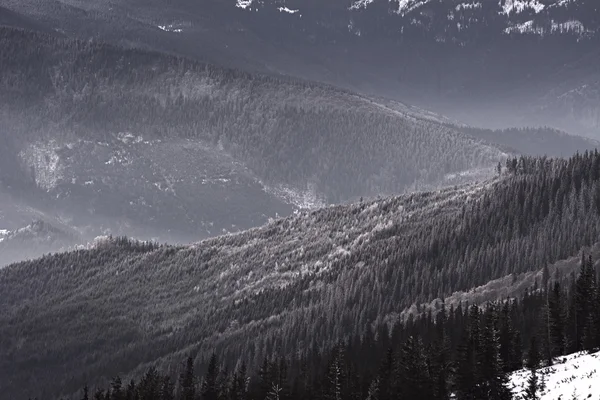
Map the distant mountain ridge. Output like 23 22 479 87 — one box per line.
234 0 599 42
1 0 599 137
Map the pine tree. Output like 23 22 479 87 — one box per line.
257 357 274 400
266 383 282 400
139 367 161 400
81 385 90 400
575 255 595 350
499 301 517 373
376 348 394 400
231 363 248 400
216 366 230 400
161 376 175 400
397 337 432 400
94 389 106 400
325 346 345 400
365 378 379 400
524 336 540 400
112 377 124 400
548 282 565 357
201 354 219 400
180 356 196 400
455 306 480 400
125 380 137 400
595 277 600 350
431 303 450 400
478 306 512 400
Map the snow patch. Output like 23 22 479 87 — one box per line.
277 7 299 14
349 0 373 10
552 20 587 34
455 2 481 11
504 19 588 35
393 0 430 15
236 0 253 9
505 20 537 34
158 25 183 33
262 182 325 209
501 0 545 15
116 132 144 145
510 351 600 400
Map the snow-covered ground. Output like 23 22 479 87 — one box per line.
510 351 600 400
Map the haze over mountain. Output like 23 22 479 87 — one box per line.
1 0 599 137
0 26 527 266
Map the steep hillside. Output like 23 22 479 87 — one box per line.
3 151 600 398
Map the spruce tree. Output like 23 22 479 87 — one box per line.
325 346 345 400
180 356 196 400
524 336 540 400
125 380 137 400
478 306 512 400
161 376 175 400
499 301 517 373
365 378 379 400
398 337 432 400
455 306 480 400
376 348 394 400
111 377 124 400
201 354 219 400
548 282 565 357
575 255 596 350
81 385 90 400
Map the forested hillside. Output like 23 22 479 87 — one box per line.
3 151 600 398
0 27 504 202
17 255 600 400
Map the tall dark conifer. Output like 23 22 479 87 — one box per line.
201 354 219 400
455 305 480 400
397 337 432 400
180 356 196 400
478 306 512 400
548 282 565 357
524 336 540 400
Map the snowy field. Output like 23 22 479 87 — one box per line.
510 351 600 400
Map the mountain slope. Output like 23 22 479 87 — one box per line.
6 25 597 266
3 151 600 398
0 26 511 263
2 0 599 137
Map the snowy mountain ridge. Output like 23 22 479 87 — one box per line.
510 351 600 400
235 0 598 39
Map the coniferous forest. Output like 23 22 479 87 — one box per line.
3 151 600 399
44 257 600 400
